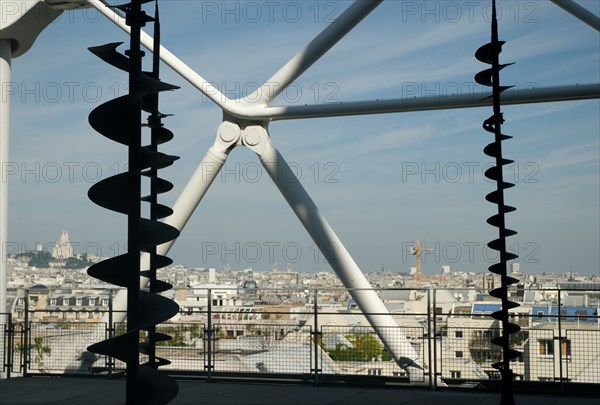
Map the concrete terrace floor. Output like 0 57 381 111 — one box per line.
1 377 599 405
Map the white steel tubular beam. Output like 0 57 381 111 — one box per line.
107 135 231 326
0 39 11 379
86 0 235 113
258 83 600 120
160 146 229 248
550 0 600 31
90 0 599 122
0 39 11 325
246 0 384 105
247 127 421 373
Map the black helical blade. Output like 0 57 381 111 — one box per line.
476 2 520 399
489 263 520 280
140 277 173 293
88 42 130 71
87 43 180 95
88 93 177 146
88 94 177 148
486 211 517 228
88 95 135 146
491 322 520 339
141 254 173 270
486 213 517 228
88 173 130 214
141 200 174 219
475 41 504 64
140 75 180 94
140 173 174 193
141 125 174 144
114 1 156 19
87 332 132 363
87 3 181 402
141 84 180 112
87 254 177 290
89 175 175 218
483 143 514 159
485 190 517 204
137 365 179 405
484 167 517 184
134 291 180 330
87 254 129 287
140 147 179 170
483 121 504 134
475 64 514 86
139 218 180 251
142 332 172 344
143 357 172 368
506 348 522 361
487 224 517 238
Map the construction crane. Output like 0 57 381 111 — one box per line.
410 240 433 281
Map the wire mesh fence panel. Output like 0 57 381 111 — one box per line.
440 326 536 381
212 322 313 375
565 329 600 384
25 322 107 374
441 326 502 381
10 322 25 376
155 323 205 372
112 321 127 371
320 324 422 379
0 316 7 375
112 322 205 372
2 287 599 388
402 325 427 381
522 328 556 382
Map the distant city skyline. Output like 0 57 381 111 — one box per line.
4 1 599 275
7 227 598 277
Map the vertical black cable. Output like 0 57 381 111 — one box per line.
86 1 180 403
475 1 520 403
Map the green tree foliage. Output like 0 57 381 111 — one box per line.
31 337 52 370
27 251 52 268
63 255 90 269
15 252 36 259
157 325 202 347
15 337 52 371
324 333 393 362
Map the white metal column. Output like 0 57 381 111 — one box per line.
0 38 12 379
0 39 11 316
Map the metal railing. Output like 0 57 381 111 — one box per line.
2 287 599 394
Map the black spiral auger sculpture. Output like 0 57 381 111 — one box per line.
86 1 180 403
475 1 520 404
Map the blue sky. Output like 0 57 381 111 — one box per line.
5 0 600 276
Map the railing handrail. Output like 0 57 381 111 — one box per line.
2 287 599 391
